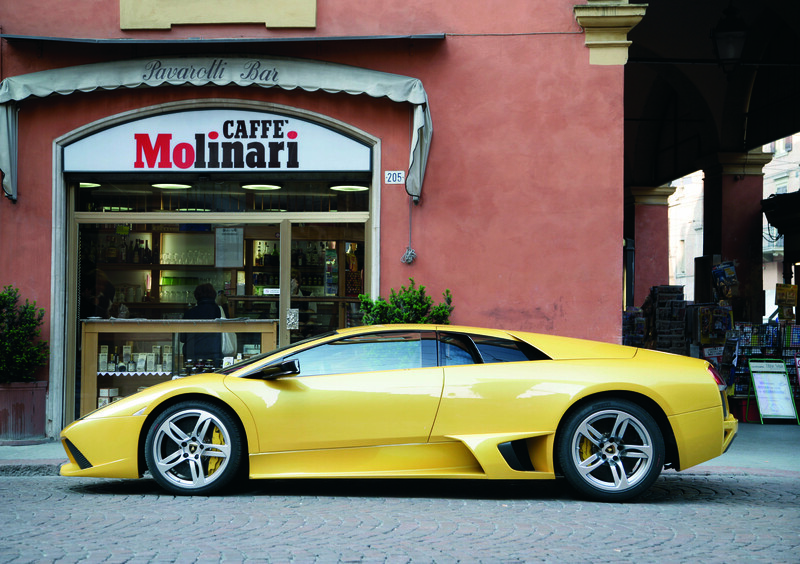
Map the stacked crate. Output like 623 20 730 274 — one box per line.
622 307 645 347
648 286 687 355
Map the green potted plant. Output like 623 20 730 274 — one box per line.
0 285 50 440
359 278 454 325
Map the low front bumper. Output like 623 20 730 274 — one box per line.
59 415 144 479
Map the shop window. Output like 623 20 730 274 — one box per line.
77 221 365 326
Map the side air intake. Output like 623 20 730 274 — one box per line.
64 439 93 470
498 439 535 472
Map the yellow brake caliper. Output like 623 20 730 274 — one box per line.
207 427 223 475
579 437 594 463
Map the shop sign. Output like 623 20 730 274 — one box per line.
64 109 371 173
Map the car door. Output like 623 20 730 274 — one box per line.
430 330 558 440
225 330 444 453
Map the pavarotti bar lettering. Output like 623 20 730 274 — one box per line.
134 119 299 170
141 59 279 84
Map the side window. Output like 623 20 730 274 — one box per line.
286 331 435 376
438 333 480 366
471 334 550 363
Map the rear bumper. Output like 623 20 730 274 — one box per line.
722 413 738 453
670 406 738 470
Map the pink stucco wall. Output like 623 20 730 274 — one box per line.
0 0 625 343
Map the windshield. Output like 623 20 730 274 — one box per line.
217 332 336 375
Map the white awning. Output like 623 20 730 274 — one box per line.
0 55 432 202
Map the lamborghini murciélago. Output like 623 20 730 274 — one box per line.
60 325 737 502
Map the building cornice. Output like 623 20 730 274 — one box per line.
574 1 647 65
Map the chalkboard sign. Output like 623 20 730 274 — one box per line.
748 359 799 423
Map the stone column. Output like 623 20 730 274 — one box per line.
702 150 773 322
631 186 676 306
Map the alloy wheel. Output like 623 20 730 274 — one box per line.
146 403 240 493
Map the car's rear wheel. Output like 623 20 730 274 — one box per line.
557 399 665 502
144 401 243 495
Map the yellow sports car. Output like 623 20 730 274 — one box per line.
60 325 737 502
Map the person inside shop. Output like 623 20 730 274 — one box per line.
290 269 314 336
215 289 230 318
80 269 115 319
181 283 224 368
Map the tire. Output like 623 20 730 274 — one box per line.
144 401 244 495
557 399 665 502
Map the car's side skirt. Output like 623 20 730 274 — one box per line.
248 439 556 480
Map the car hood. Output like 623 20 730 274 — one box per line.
509 331 639 360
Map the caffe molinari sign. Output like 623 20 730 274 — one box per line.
64 106 371 173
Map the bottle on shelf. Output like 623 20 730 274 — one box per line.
106 235 118 263
143 240 152 264
306 242 315 265
118 236 128 264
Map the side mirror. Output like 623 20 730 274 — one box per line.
258 359 300 380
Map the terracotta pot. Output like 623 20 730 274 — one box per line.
0 381 48 440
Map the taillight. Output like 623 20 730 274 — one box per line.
708 365 727 391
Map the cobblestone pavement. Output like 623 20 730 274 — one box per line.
1 468 798 563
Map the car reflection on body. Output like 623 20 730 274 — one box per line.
61 324 737 502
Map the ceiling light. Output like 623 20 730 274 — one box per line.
79 182 101 188
242 184 281 191
330 185 369 192
152 183 192 190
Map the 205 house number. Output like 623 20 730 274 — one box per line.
384 171 405 184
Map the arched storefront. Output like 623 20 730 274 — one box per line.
62 101 378 421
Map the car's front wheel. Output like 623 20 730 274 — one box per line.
144 401 244 495
557 399 665 502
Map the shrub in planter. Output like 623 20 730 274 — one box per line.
359 278 454 325
0 285 49 383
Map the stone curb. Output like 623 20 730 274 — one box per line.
0 460 66 476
